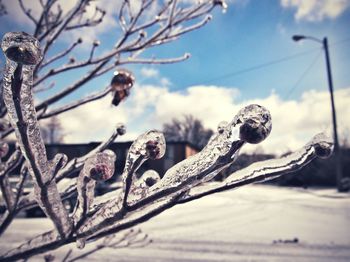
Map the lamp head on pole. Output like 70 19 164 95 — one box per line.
292 35 306 42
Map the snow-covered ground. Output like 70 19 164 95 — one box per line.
1 185 350 261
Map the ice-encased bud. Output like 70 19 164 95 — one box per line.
142 170 160 187
0 119 10 132
85 150 116 181
213 0 228 13
217 121 228 134
1 32 42 65
130 130 166 160
111 69 135 106
116 123 126 135
311 133 333 159
93 40 100 47
0 141 9 158
234 104 272 144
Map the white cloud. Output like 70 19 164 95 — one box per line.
57 83 350 155
140 67 159 78
281 0 350 21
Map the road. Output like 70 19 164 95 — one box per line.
1 185 350 261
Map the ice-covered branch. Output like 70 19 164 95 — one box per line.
13 124 126 214
1 32 71 237
39 85 111 119
119 53 191 65
0 102 333 261
0 142 14 210
18 0 38 26
74 150 116 249
121 130 166 209
40 39 82 69
0 164 27 236
55 124 126 182
66 6 106 31
63 229 150 262
179 133 333 203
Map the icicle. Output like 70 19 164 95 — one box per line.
1 32 71 237
152 104 272 193
74 150 116 249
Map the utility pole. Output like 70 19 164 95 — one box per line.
292 35 343 191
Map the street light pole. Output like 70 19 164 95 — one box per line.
292 35 343 191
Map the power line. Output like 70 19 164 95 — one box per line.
284 50 323 100
188 36 350 86
190 47 321 86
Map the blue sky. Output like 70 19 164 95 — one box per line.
1 0 350 154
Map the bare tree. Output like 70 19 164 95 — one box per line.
0 0 333 261
163 114 213 149
41 116 65 144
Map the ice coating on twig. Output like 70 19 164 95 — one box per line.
180 132 333 203
151 104 272 193
75 130 163 231
74 150 116 249
122 130 165 208
1 32 71 237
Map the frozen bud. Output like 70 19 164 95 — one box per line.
311 133 333 159
217 121 228 134
77 38 83 44
213 0 228 8
110 69 135 106
146 140 161 159
69 57 76 64
139 31 147 38
0 141 9 158
142 170 160 187
90 165 110 180
93 40 100 47
111 69 134 90
1 32 42 65
213 0 228 13
85 150 116 181
116 123 126 135
184 53 191 59
145 131 166 160
130 130 166 160
234 104 272 144
0 119 10 132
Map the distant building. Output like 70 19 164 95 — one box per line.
45 141 200 179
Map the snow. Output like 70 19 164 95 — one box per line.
1 185 350 261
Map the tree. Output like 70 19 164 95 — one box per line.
0 1 333 261
41 116 65 144
163 114 213 149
